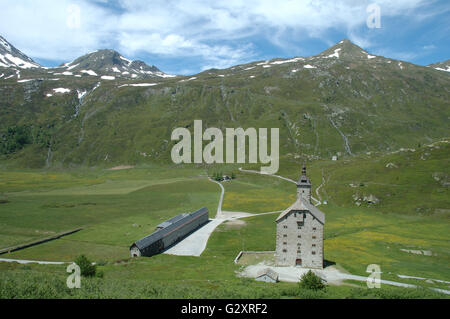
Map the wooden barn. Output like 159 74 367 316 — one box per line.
130 207 209 257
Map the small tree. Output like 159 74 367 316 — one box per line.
298 270 325 291
74 255 97 277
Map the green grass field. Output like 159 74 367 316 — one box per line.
0 143 449 298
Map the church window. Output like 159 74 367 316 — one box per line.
283 249 287 253
312 251 316 255
312 235 316 239
313 227 317 231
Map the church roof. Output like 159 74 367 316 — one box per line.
276 197 325 224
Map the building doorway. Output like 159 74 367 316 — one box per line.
296 259 302 266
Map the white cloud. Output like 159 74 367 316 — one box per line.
0 0 436 71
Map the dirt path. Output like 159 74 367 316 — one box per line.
240 264 450 295
164 179 282 257
209 179 225 218
238 167 322 206
0 258 66 265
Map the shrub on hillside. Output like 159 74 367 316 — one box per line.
298 271 326 291
74 255 97 277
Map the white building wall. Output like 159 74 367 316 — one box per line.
275 210 323 269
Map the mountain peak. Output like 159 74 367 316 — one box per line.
318 39 376 60
60 49 174 79
0 35 40 69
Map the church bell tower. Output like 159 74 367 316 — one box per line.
297 165 312 203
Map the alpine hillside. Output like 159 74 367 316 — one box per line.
0 37 449 168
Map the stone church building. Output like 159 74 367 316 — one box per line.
275 166 325 269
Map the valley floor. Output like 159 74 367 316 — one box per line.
0 144 449 299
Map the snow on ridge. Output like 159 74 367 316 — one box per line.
80 70 98 76
0 38 12 52
66 63 80 71
0 73 4 78
112 67 121 73
304 64 317 69
155 72 176 78
178 77 197 83
367 55 376 59
120 56 132 65
101 75 115 80
270 57 304 65
118 83 158 88
17 79 33 83
77 89 87 99
53 88 71 94
2 53 39 69
244 66 256 71
435 66 450 72
326 48 341 59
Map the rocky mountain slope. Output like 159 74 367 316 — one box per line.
0 37 449 168
0 36 40 70
429 59 450 73
57 49 175 80
0 35 174 81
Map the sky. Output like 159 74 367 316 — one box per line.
0 0 449 75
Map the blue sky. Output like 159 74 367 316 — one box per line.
1 0 449 75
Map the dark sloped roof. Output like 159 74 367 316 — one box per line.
276 197 325 224
157 213 189 229
257 268 279 281
132 207 209 250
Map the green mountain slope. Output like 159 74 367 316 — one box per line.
0 39 449 168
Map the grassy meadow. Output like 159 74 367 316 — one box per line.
0 141 449 298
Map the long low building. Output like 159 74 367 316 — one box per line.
130 207 209 257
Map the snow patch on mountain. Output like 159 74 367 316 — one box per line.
53 88 71 94
435 66 450 72
67 63 80 71
270 57 304 65
77 89 87 99
101 75 115 80
118 83 158 88
326 48 341 59
0 53 39 69
80 70 98 76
